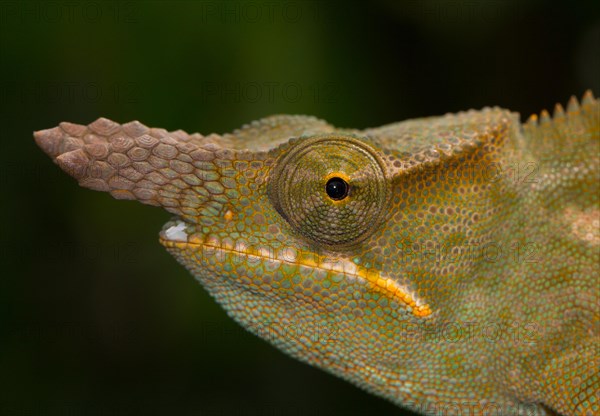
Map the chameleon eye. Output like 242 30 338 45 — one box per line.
325 177 349 200
269 135 391 247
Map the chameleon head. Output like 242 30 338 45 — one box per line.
34 111 517 400
34 93 600 411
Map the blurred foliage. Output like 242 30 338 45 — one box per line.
0 1 598 415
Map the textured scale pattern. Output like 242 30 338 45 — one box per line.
34 92 599 415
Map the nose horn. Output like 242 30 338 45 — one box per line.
34 117 226 219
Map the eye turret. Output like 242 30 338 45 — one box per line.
269 135 390 247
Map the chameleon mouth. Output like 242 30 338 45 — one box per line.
159 218 433 318
158 217 273 256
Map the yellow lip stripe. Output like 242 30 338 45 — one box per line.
362 267 432 317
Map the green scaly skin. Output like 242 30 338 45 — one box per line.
34 92 599 415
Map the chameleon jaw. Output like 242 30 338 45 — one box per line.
159 219 432 318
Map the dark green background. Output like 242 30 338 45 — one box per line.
1 1 598 415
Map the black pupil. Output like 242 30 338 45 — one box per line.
326 177 349 200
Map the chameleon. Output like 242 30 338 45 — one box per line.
34 91 599 415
